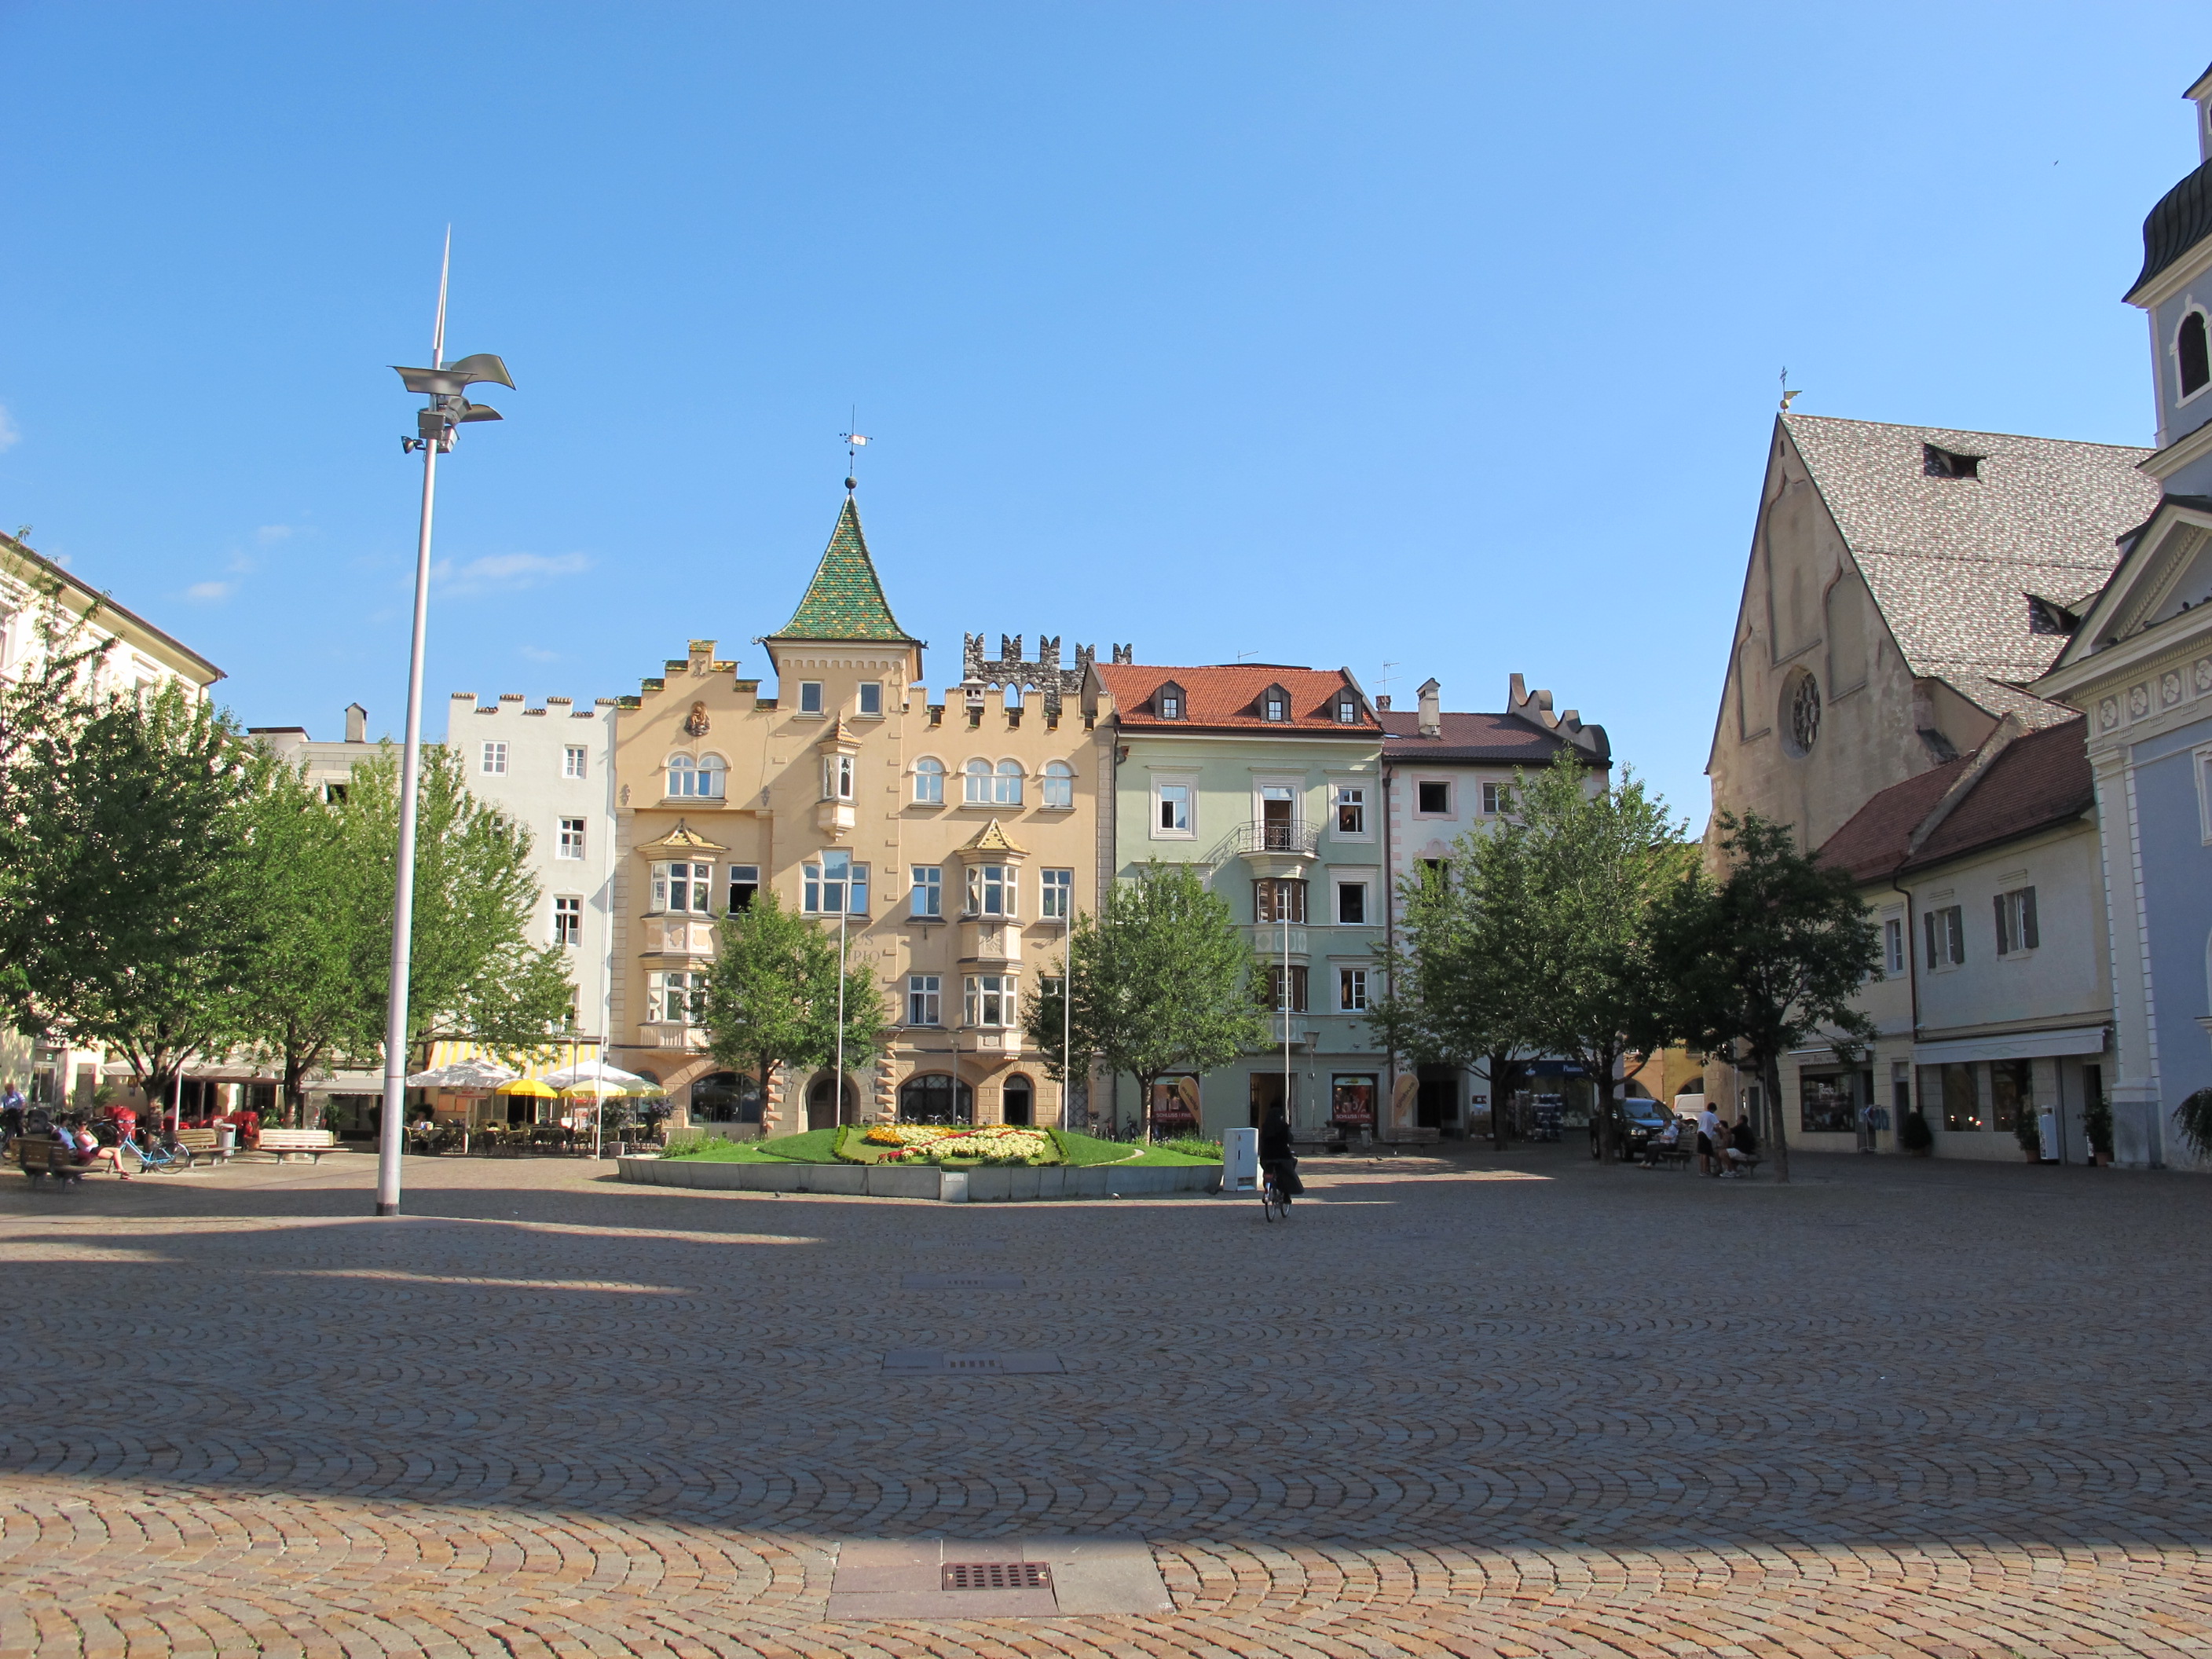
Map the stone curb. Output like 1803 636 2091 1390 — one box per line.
614 1153 1219 1202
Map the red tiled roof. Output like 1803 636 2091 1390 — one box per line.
1379 709 1610 765
1816 760 1969 884
1910 720 2093 868
1817 718 2092 884
1094 664 1379 733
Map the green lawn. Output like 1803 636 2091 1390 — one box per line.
660 1125 1220 1168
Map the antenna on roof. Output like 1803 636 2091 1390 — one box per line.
838 406 872 493
1235 649 1256 662
1779 366 1800 413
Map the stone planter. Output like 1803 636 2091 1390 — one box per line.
615 1154 1219 1202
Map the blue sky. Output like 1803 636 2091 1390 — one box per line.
1 4 2205 825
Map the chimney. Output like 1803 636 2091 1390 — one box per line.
1416 678 1441 738
344 702 368 744
1375 694 1391 710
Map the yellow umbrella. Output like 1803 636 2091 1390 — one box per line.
495 1078 557 1098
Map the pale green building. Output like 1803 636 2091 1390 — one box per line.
1082 660 1387 1138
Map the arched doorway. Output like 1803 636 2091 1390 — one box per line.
807 1072 859 1130
899 1073 973 1125
690 1071 762 1125
1002 1075 1034 1126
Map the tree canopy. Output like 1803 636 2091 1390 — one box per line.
1024 859 1266 1134
698 889 887 1125
1647 811 1881 1183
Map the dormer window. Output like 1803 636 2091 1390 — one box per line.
1335 695 1357 723
1923 443 1982 479
1155 683 1185 720
2178 309 2210 400
1261 685 1291 722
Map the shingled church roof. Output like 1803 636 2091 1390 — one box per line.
768 494 917 644
1782 413 2159 727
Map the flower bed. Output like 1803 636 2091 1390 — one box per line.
841 1123 1062 1166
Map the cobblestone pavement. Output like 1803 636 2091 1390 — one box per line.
5 1144 2212 1657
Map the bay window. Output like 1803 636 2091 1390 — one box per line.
651 861 714 914
967 863 1016 917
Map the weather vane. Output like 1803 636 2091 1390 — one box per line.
1779 366 1801 413
839 406 872 492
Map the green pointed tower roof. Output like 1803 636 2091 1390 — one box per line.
768 493 917 644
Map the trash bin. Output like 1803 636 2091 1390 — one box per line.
217 1124 237 1159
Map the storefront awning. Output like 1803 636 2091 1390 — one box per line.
1914 1026 2110 1066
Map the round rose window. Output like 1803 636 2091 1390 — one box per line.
1782 668 1821 756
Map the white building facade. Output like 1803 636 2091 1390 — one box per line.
444 692 623 1050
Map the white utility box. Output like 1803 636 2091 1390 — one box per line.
1222 1126 1261 1195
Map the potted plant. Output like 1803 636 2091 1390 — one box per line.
1899 1110 1934 1156
2083 1093 2114 1166
2013 1106 2043 1162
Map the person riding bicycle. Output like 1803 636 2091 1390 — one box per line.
1258 1101 1298 1208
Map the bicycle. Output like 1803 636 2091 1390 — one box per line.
1260 1166 1289 1222
119 1134 189 1175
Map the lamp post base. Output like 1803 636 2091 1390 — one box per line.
375 1201 399 1217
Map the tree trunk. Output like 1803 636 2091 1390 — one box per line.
1488 1051 1514 1152
1763 1051 1791 1183
1134 1072 1153 1141
1591 1049 1617 1163
283 1055 310 1130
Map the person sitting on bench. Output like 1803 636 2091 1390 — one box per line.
1643 1116 1682 1166
1721 1112 1759 1177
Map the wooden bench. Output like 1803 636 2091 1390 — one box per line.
254 1127 343 1163
174 1128 223 1166
16 1136 92 1185
1721 1153 1763 1178
1645 1144 1693 1170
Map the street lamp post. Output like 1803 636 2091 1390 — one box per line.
374 242 514 1218
826 848 852 1126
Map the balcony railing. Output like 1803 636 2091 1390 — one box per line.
1201 820 1323 866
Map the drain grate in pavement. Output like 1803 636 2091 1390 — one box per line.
943 1561 1051 1591
901 1271 1025 1289
883 1350 1064 1373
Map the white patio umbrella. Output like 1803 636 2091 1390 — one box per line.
405 1057 521 1091
539 1060 665 1155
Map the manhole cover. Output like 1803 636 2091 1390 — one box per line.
902 1272 1025 1289
884 1350 1064 1373
943 1562 1051 1591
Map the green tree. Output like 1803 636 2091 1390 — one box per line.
234 761 378 1124
1367 811 1543 1152
5 682 268 1104
1511 749 1692 1163
1647 811 1881 1184
337 745 575 1071
0 571 115 1036
698 889 888 1125
1023 860 1267 1135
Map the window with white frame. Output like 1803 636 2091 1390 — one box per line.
1339 967 1368 1011
968 863 1016 917
1924 904 1965 969
666 753 727 797
1884 916 1906 976
994 760 1024 804
651 861 714 914
797 681 824 714
907 974 941 1026
914 756 946 803
1041 867 1073 920
1255 877 1306 923
1336 881 1368 925
1481 782 1514 815
965 973 1015 1027
557 817 585 859
1994 886 2040 955
822 752 855 801
553 895 582 947
803 859 869 914
858 682 883 716
2180 307 2211 400
562 744 587 778
1335 694 1358 723
1335 785 1365 834
648 969 705 1025
911 865 943 917
481 741 507 775
963 757 993 804
1262 686 1289 722
1042 760 1074 808
1156 782 1192 835
1155 683 1185 720
1416 779 1451 815
727 864 759 912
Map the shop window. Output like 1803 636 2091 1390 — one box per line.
1990 1058 2032 1132
1799 1068 1857 1133
1940 1063 1983 1131
1331 1074 1376 1128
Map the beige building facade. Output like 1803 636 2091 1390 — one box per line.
609 493 1106 1133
